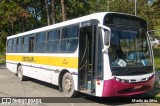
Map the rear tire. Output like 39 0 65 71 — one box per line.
62 72 78 97
17 65 28 81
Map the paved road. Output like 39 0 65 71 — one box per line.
0 64 159 106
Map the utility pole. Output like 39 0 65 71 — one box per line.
135 0 137 16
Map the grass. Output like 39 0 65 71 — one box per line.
152 47 160 98
0 55 5 64
153 47 160 71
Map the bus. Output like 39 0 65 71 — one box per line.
6 12 155 97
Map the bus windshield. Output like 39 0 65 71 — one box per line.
109 28 152 67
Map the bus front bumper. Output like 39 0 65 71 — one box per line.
102 75 155 97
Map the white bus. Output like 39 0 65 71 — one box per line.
6 12 155 97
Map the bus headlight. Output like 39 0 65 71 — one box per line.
115 77 129 83
115 77 121 82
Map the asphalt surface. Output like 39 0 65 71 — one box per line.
0 64 159 106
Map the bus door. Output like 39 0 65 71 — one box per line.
29 35 35 52
79 24 100 95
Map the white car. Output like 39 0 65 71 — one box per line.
150 38 159 48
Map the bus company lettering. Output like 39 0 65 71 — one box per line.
62 59 68 65
22 57 35 62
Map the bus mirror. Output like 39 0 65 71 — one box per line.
104 30 110 46
98 24 111 53
98 24 111 45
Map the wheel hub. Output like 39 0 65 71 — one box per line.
65 79 72 91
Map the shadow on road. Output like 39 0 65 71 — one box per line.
30 78 59 91
0 63 6 69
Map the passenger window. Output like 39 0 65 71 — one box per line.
36 32 46 53
13 38 17 52
60 26 79 52
46 30 60 53
62 26 78 38
46 41 59 52
17 37 22 53
7 39 13 53
61 39 78 52
37 32 46 42
13 38 17 45
48 30 60 40
7 39 13 46
24 36 28 44
23 36 29 52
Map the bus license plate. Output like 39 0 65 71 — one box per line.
134 85 142 90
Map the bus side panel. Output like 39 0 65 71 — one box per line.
23 64 53 84
6 54 12 72
6 54 17 73
6 62 13 72
22 65 31 77
23 64 39 80
6 62 17 73
38 68 52 83
51 71 59 85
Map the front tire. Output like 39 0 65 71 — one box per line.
62 72 78 97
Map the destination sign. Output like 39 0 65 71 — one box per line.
104 13 147 28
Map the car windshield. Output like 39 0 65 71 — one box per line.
109 28 152 67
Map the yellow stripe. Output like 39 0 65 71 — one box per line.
6 55 78 68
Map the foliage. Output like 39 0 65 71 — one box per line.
153 48 160 71
0 0 160 57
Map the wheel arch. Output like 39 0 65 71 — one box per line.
17 63 22 74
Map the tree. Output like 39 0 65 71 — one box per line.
61 0 67 21
110 0 134 14
51 0 56 24
45 0 51 25
152 0 160 30
65 0 89 19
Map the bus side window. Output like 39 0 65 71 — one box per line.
61 26 78 52
7 39 13 53
46 30 60 53
61 39 78 52
13 38 17 53
17 37 22 53
36 32 46 53
23 36 29 53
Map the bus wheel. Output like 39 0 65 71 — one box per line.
17 65 25 81
62 72 77 97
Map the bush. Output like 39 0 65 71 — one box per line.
153 48 160 71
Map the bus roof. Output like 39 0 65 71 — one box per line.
7 12 146 39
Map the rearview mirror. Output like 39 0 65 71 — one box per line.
104 30 110 46
98 24 111 53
